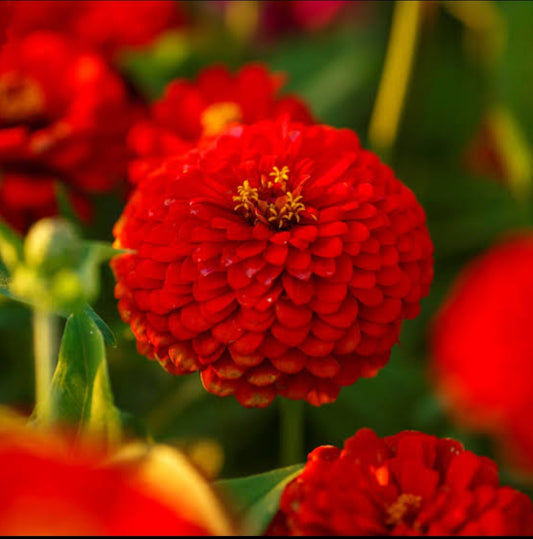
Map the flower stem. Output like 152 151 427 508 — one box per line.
33 309 59 423
280 399 305 466
368 0 423 157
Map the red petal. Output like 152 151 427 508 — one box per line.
270 349 307 374
306 356 341 378
282 274 315 305
264 243 288 265
317 222 348 237
230 331 265 355
311 237 343 257
333 325 361 354
318 297 357 328
275 300 313 328
299 334 335 357
314 281 347 303
271 322 309 346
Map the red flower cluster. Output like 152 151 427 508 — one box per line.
127 63 314 184
112 118 433 408
265 428 533 536
7 0 186 60
0 31 139 231
430 232 533 477
0 425 226 535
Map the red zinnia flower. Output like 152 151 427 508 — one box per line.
7 0 186 60
0 31 140 232
112 118 433 408
0 419 235 535
127 62 314 184
265 428 533 536
429 232 533 477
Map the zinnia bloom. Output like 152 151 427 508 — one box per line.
112 118 433 408
0 418 235 535
429 232 533 477
265 428 533 536
127 62 314 184
0 31 140 231
7 0 186 60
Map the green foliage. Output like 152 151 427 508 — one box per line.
49 309 122 444
217 464 304 535
1 0 533 525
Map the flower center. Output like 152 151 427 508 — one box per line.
233 166 307 230
0 72 45 124
386 493 422 527
201 101 242 137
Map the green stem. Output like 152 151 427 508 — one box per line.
280 399 305 467
33 309 59 423
368 0 423 157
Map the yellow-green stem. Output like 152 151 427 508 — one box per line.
280 399 305 467
33 309 58 423
368 0 423 156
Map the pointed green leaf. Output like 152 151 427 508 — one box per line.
49 309 121 444
83 303 117 347
216 464 304 535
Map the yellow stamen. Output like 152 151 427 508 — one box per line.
201 101 242 137
0 72 45 123
267 192 306 229
386 493 422 526
269 165 290 185
232 180 259 219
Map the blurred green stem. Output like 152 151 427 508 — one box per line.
280 399 305 466
33 309 58 423
368 0 423 157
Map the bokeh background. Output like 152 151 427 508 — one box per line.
1 0 533 499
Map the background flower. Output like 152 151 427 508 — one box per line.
429 232 533 479
265 427 533 536
127 62 314 184
112 118 433 408
6 0 187 61
0 31 140 232
0 414 235 535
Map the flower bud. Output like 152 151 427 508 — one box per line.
24 218 82 275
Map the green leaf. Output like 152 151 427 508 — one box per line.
0 218 23 273
216 464 304 535
82 303 117 347
49 309 121 444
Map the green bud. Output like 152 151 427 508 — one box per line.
52 269 85 312
24 218 82 274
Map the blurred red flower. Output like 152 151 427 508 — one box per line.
0 31 140 232
0 1 12 49
265 428 533 536
429 232 533 477
7 0 186 60
0 420 235 535
112 118 433 408
127 62 314 184
261 0 353 35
